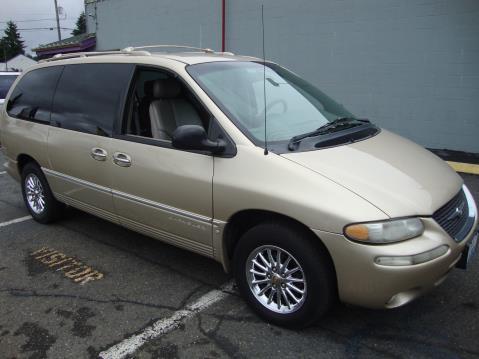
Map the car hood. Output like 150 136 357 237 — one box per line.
281 130 463 218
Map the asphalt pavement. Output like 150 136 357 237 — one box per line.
0 151 478 359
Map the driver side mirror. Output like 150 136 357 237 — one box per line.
172 125 225 154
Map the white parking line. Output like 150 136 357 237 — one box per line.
0 216 32 228
100 281 234 359
0 171 6 175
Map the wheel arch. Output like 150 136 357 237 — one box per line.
222 209 337 279
17 154 40 175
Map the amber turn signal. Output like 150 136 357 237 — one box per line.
344 224 369 241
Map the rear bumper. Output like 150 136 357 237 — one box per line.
313 216 478 309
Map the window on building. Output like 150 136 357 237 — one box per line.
7 67 63 124
51 63 134 137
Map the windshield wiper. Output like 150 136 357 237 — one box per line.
287 117 369 151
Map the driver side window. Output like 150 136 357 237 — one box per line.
123 68 210 142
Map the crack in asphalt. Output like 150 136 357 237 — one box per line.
0 287 177 311
197 313 247 359
74 284 210 357
176 284 207 309
207 313 262 324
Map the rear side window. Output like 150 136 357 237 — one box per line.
51 63 134 137
6 67 63 123
0 74 18 99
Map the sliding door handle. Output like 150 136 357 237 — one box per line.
91 147 108 161
113 152 132 167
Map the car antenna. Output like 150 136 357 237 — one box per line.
261 4 268 156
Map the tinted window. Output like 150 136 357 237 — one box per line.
7 67 63 123
51 63 134 137
0 74 18 99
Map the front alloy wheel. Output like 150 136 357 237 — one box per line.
234 222 336 328
246 245 307 314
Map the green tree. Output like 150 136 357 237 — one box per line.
71 12 86 36
0 21 25 61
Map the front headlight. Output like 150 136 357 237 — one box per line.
344 218 424 244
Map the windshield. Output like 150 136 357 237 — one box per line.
187 61 353 144
0 74 18 99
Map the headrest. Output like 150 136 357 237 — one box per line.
144 78 181 99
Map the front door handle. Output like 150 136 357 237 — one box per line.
113 152 132 167
91 147 108 161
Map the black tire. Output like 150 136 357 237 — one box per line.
233 221 337 328
21 162 64 224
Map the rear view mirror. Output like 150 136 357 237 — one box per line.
172 125 225 154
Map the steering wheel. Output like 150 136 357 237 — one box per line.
258 99 288 120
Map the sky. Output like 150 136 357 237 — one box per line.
0 0 84 55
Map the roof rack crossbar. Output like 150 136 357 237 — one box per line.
39 50 151 63
123 45 215 53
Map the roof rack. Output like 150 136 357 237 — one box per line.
39 49 151 63
39 45 235 63
122 45 216 53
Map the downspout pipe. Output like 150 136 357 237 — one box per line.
221 0 226 52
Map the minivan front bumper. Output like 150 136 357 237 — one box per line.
314 216 478 309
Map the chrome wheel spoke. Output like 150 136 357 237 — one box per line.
285 287 300 303
27 177 34 189
252 278 270 285
252 259 268 272
281 289 291 309
267 289 274 304
258 284 272 296
287 283 304 295
258 252 270 269
281 256 292 274
250 269 267 277
285 276 304 284
284 267 300 277
267 249 275 267
276 288 281 309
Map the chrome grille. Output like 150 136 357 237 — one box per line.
433 188 474 242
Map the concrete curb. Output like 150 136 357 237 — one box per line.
446 161 479 175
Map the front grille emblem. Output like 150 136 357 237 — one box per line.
446 201 465 222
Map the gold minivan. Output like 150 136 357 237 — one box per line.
0 47 477 328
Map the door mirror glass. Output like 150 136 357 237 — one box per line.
172 125 225 154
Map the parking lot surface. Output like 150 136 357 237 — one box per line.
0 151 478 359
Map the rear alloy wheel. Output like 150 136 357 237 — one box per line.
24 173 46 215
234 222 336 328
21 162 64 223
